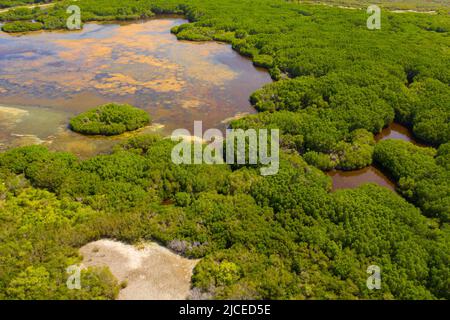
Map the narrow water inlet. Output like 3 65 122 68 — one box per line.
375 122 428 147
329 122 426 192
328 166 396 192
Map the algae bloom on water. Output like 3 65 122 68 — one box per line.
70 103 151 136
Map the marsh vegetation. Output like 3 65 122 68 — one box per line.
0 0 448 300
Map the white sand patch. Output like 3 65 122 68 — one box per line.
141 123 165 132
80 239 199 300
221 112 250 124
169 135 207 144
10 133 46 145
0 105 29 121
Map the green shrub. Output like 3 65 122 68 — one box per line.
70 103 150 136
1 21 43 32
253 55 274 69
303 151 336 171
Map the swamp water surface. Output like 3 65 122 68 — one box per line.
0 18 271 157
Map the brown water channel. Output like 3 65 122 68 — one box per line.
329 123 426 192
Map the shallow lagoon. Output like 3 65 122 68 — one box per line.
0 18 271 157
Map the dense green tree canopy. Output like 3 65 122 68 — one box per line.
374 140 450 222
0 136 448 299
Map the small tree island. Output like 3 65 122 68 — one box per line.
70 103 151 136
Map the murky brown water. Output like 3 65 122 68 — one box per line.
329 123 426 192
328 166 396 192
0 18 271 157
375 122 427 147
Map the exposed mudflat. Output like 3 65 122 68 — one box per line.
80 239 199 300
